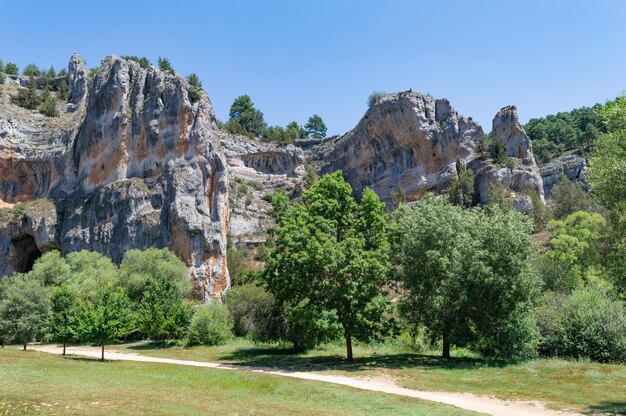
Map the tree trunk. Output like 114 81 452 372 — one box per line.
345 334 353 362
23 343 27 351
101 343 105 361
442 334 451 360
63 342 66 356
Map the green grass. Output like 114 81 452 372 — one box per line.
0 348 477 416
113 339 626 414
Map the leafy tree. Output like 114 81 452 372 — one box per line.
304 114 327 138
0 275 49 350
527 189 552 231
138 280 193 342
39 95 58 117
228 95 266 138
588 130 626 211
28 251 71 287
5 62 18 75
76 285 135 360
157 57 175 75
65 250 119 300
118 248 191 303
187 303 233 346
368 91 386 107
448 160 474 208
187 73 202 103
11 76 43 110
261 172 391 360
263 125 291 144
22 63 41 77
48 285 79 355
552 176 602 219
394 197 539 358
225 283 285 340
286 121 307 140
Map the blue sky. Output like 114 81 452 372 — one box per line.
2 1 625 135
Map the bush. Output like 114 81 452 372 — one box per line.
187 303 233 346
11 78 42 110
39 96 58 117
225 283 286 341
368 91 386 107
158 57 175 75
536 287 626 362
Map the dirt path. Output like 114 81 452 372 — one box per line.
32 345 582 416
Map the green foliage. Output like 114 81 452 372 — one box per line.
186 73 202 103
48 285 79 351
492 138 507 164
226 241 246 286
391 185 407 207
535 286 626 362
552 176 602 219
0 72 5 86
228 95 266 138
57 79 70 101
118 248 191 303
303 162 319 186
286 121 307 140
368 91 386 107
76 285 136 358
394 197 539 358
486 182 512 211
11 203 24 220
527 189 552 231
0 59 4 73
138 280 193 342
88 67 99 78
157 57 175 75
448 160 474 208
57 68 68 77
45 65 56 79
525 104 604 164
0 274 50 349
476 135 490 159
22 63 41 77
588 130 626 211
225 283 285 341
122 56 151 69
11 77 42 110
28 251 71 287
304 114 327 138
39 95 58 117
263 125 292 144
5 62 18 75
261 172 391 359
187 303 233 346
65 250 119 300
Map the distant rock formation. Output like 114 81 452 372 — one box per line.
0 55 229 300
540 153 588 197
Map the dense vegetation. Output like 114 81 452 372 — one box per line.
220 94 325 144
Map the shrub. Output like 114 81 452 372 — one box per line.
58 79 70 101
158 57 175 75
187 303 233 346
5 62 18 75
0 72 5 86
367 91 386 107
39 96 58 117
57 68 68 77
11 78 42 110
225 283 286 341
122 56 151 69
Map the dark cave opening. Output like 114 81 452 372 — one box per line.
11 234 43 273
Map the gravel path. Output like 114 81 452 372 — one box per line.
32 345 583 416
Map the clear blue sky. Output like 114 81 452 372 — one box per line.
2 1 625 135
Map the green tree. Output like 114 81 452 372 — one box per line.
57 68 68 77
286 121 306 140
261 172 391 360
527 189 552 231
0 275 50 351
187 73 202 103
57 79 70 101
157 57 175 75
39 95 58 117
394 197 539 358
552 176 602 219
448 160 474 208
5 62 18 75
45 65 56 80
118 248 191 303
76 285 135 360
122 56 151 69
28 251 71 287
11 76 43 110
225 283 285 341
304 114 327 138
138 279 192 343
228 95 266 138
48 285 79 355
22 63 41 77
65 250 119 300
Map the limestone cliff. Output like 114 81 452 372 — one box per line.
0 55 229 300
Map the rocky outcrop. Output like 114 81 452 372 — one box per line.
319 92 484 202
473 106 545 212
540 153 588 197
0 55 229 300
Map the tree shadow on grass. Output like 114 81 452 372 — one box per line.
584 402 626 415
216 346 519 373
61 356 111 363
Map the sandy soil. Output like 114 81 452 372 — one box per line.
32 345 583 416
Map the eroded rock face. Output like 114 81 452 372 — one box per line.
319 92 484 202
540 153 588 197
0 55 229 300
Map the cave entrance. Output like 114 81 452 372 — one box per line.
11 234 43 273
